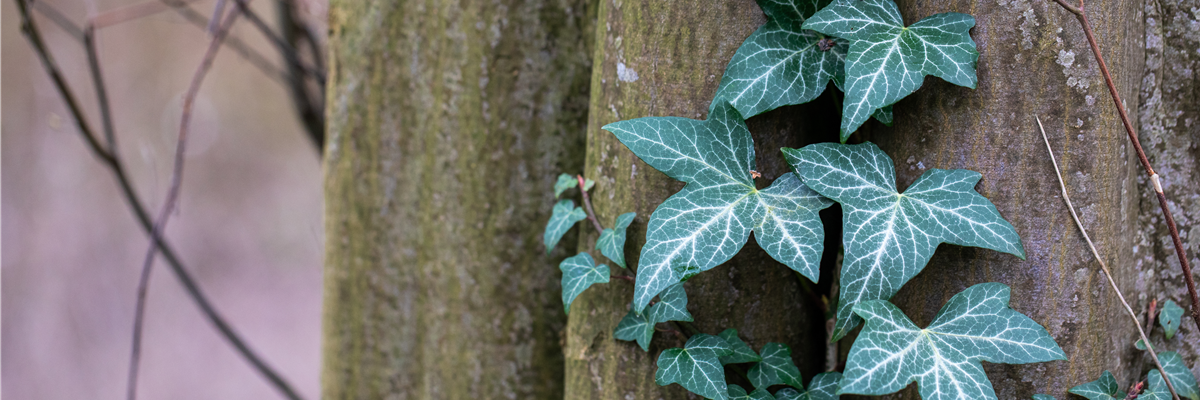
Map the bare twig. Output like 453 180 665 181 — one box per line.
83 26 117 151
16 1 305 399
611 274 635 283
127 7 242 400
232 0 325 85
576 175 604 234
1037 116 1180 400
275 0 325 151
1048 0 1199 329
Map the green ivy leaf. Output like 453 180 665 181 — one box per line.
840 283 1065 400
1160 299 1184 339
1031 395 1055 400
775 372 842 400
1068 370 1125 400
749 343 804 390
649 283 694 323
604 101 833 312
613 309 654 351
545 199 587 252
583 178 596 191
559 253 609 314
803 0 978 140
614 283 693 351
656 334 735 400
712 0 844 118
718 328 762 365
784 142 1025 339
730 385 777 400
596 212 636 268
555 173 578 198
1158 351 1200 400
871 104 893 126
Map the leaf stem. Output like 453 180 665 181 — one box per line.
576 174 605 234
1037 116 1180 400
1048 0 1200 330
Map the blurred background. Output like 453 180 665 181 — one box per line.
3 0 328 398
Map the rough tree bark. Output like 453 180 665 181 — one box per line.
1137 0 1200 367
858 0 1150 398
321 0 593 398
323 0 1197 398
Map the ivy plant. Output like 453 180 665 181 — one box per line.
840 283 1065 399
803 0 979 140
1068 370 1125 400
655 334 734 399
538 0 1087 399
784 142 1024 338
603 100 833 312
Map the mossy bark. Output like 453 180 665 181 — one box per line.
563 1 834 398
321 0 593 398
852 1 1147 398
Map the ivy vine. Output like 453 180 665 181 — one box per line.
541 0 1196 399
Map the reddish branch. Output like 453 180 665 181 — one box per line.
576 175 605 234
1048 0 1200 331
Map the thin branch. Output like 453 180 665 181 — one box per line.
274 0 325 152
611 274 635 283
1048 0 1200 329
1037 116 1180 400
30 0 85 39
127 7 242 400
576 175 604 234
232 0 326 85
16 2 305 399
83 25 117 152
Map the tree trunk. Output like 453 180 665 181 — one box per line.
1137 0 1200 366
859 1 1146 398
563 1 834 398
324 0 1198 398
321 0 593 398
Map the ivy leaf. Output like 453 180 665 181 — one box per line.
730 385 777 400
713 0 845 118
614 283 692 351
555 173 578 197
718 328 763 365
749 343 804 389
613 309 654 351
775 372 843 400
839 283 1065 400
803 0 978 140
656 334 734 400
649 283 694 323
1158 351 1200 400
1031 395 1055 400
1068 370 1125 400
559 253 609 314
604 101 833 312
871 104 893 126
1143 352 1200 400
784 142 1025 339
1160 299 1184 339
596 212 636 268
545 199 587 252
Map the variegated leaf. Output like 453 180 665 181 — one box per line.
784 142 1024 339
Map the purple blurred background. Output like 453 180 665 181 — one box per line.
3 0 327 398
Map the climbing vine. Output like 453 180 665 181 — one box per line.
543 0 1196 399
